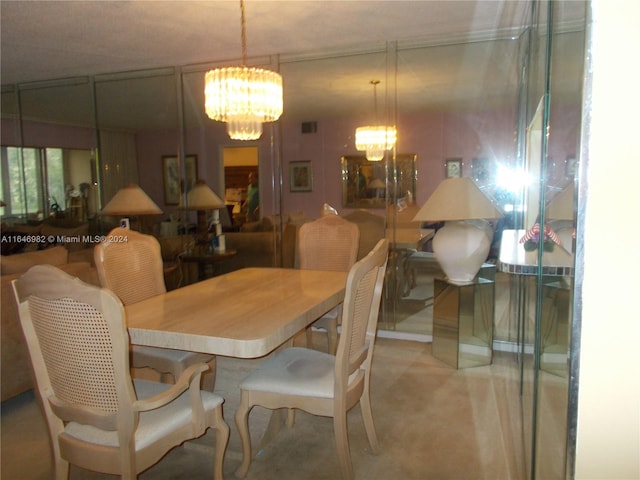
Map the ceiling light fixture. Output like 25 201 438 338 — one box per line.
204 0 283 141
355 80 397 161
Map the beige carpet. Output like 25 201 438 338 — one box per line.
1 338 526 480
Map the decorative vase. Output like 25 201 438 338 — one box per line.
432 220 492 284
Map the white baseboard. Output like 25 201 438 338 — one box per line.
374 329 535 356
376 329 432 343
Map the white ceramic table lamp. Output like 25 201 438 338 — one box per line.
412 177 502 284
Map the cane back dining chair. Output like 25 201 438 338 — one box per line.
11 265 229 480
298 214 360 354
235 238 389 479
94 227 217 389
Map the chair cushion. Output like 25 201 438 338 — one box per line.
240 347 335 398
64 380 223 449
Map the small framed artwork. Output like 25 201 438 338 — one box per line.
163 155 198 205
290 160 313 192
445 158 462 178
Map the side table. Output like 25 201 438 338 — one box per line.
498 229 574 377
180 249 238 282
432 274 495 369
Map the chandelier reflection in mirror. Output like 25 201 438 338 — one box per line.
204 0 283 140
355 80 397 161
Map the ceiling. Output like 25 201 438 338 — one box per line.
1 1 535 85
1 1 586 125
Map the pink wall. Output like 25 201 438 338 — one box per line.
136 122 278 222
1 119 95 149
133 107 526 222
3 105 577 223
276 108 520 219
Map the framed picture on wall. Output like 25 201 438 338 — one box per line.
162 155 198 205
290 160 312 192
445 158 462 178
340 154 416 209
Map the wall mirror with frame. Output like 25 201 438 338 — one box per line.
341 154 416 209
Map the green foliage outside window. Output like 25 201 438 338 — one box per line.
0 146 64 218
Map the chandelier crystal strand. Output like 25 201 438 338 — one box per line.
204 0 283 140
355 80 396 161
355 126 397 161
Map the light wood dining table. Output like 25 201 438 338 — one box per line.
125 267 348 359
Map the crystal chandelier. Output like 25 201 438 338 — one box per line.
355 80 397 161
204 0 283 140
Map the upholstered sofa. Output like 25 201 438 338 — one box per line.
1 245 99 401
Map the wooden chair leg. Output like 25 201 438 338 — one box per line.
360 394 380 453
333 410 354 480
202 357 217 392
234 392 253 479
53 457 69 480
305 326 314 348
122 469 135 480
286 408 296 428
212 407 230 480
327 323 339 355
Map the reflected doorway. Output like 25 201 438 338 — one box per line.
222 146 259 227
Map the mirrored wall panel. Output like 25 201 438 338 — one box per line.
0 5 588 477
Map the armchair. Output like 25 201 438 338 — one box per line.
11 265 229 479
235 239 389 479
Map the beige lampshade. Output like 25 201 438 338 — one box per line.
185 180 224 210
412 177 502 222
546 184 574 220
100 184 162 216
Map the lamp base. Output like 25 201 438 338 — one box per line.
195 210 210 244
432 220 492 285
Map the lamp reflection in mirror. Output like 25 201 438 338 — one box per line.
367 178 386 201
204 0 283 140
99 184 162 231
546 183 574 221
184 180 225 243
413 177 502 284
